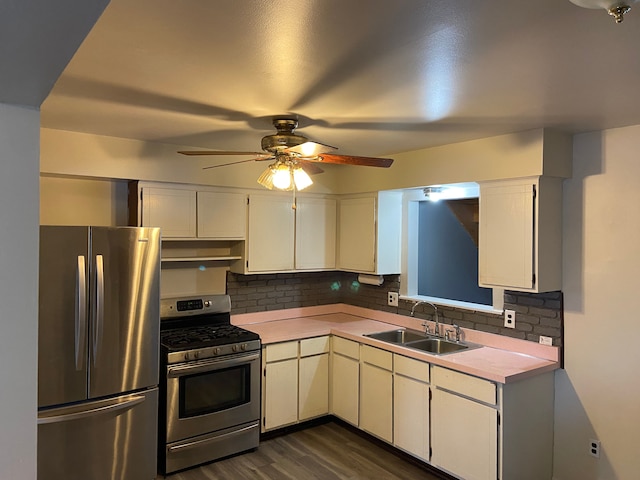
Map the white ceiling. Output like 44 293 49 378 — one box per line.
40 0 640 158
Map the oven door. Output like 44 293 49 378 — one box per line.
165 350 260 443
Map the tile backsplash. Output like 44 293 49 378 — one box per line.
227 272 563 346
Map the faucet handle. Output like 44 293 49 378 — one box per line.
453 324 462 342
422 321 432 334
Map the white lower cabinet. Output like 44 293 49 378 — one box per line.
265 335 554 480
262 336 330 432
393 354 430 461
330 337 359 425
431 388 498 480
263 342 299 431
359 345 393 443
299 337 330 421
430 365 498 480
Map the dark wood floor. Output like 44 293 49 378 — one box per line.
160 421 445 480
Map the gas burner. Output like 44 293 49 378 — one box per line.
161 324 259 351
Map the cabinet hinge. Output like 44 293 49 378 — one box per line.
429 446 433 459
429 388 432 401
532 273 536 287
247 260 249 269
532 184 537 200
263 417 265 427
263 366 266 377
247 197 250 205
497 412 501 426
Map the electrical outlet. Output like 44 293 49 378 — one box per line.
589 439 600 458
388 292 399 307
539 335 553 346
504 309 516 329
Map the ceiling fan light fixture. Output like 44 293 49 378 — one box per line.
257 166 275 190
293 166 313 191
272 163 293 190
569 0 637 23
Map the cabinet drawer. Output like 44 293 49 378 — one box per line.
332 336 359 360
300 336 330 357
361 345 393 371
265 341 298 362
394 354 429 383
432 366 496 405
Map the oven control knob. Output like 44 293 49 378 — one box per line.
184 352 190 361
193 351 200 359
213 348 220 355
232 345 238 352
241 344 247 351
204 301 211 308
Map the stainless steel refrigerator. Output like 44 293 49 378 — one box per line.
37 226 161 480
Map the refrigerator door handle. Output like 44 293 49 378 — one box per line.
93 254 105 366
37 394 146 425
75 255 87 371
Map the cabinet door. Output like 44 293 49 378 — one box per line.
263 358 298 431
299 353 329 420
479 180 534 289
247 194 294 272
337 196 376 272
295 197 336 270
331 353 359 425
360 362 393 442
142 187 196 238
197 191 246 239
394 375 429 461
431 388 498 480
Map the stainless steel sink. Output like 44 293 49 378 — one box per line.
405 338 472 355
363 328 481 356
363 329 428 344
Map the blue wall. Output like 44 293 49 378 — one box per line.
418 201 492 305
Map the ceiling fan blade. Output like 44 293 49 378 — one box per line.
202 157 274 170
298 160 324 175
285 141 337 157
314 154 394 168
178 150 269 156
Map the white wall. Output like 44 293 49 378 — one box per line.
40 128 342 193
41 127 572 195
40 175 128 226
556 125 640 479
0 103 39 479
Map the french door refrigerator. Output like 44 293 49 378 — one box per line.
37 226 161 480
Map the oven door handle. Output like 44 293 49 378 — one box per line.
167 352 260 378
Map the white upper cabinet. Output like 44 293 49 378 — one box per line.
478 176 562 293
141 187 197 238
197 191 246 239
239 193 336 274
246 193 295 272
295 197 336 270
132 182 247 240
337 191 402 274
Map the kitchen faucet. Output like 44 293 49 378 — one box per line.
410 301 440 336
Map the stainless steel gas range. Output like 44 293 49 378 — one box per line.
158 295 261 475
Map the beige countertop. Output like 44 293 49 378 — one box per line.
232 304 560 384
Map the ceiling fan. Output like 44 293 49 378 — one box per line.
178 116 394 191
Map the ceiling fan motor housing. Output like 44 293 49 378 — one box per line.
261 117 308 153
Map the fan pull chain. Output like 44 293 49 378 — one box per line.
292 186 297 210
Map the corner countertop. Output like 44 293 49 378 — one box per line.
232 304 560 384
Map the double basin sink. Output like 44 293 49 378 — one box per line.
363 328 480 355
